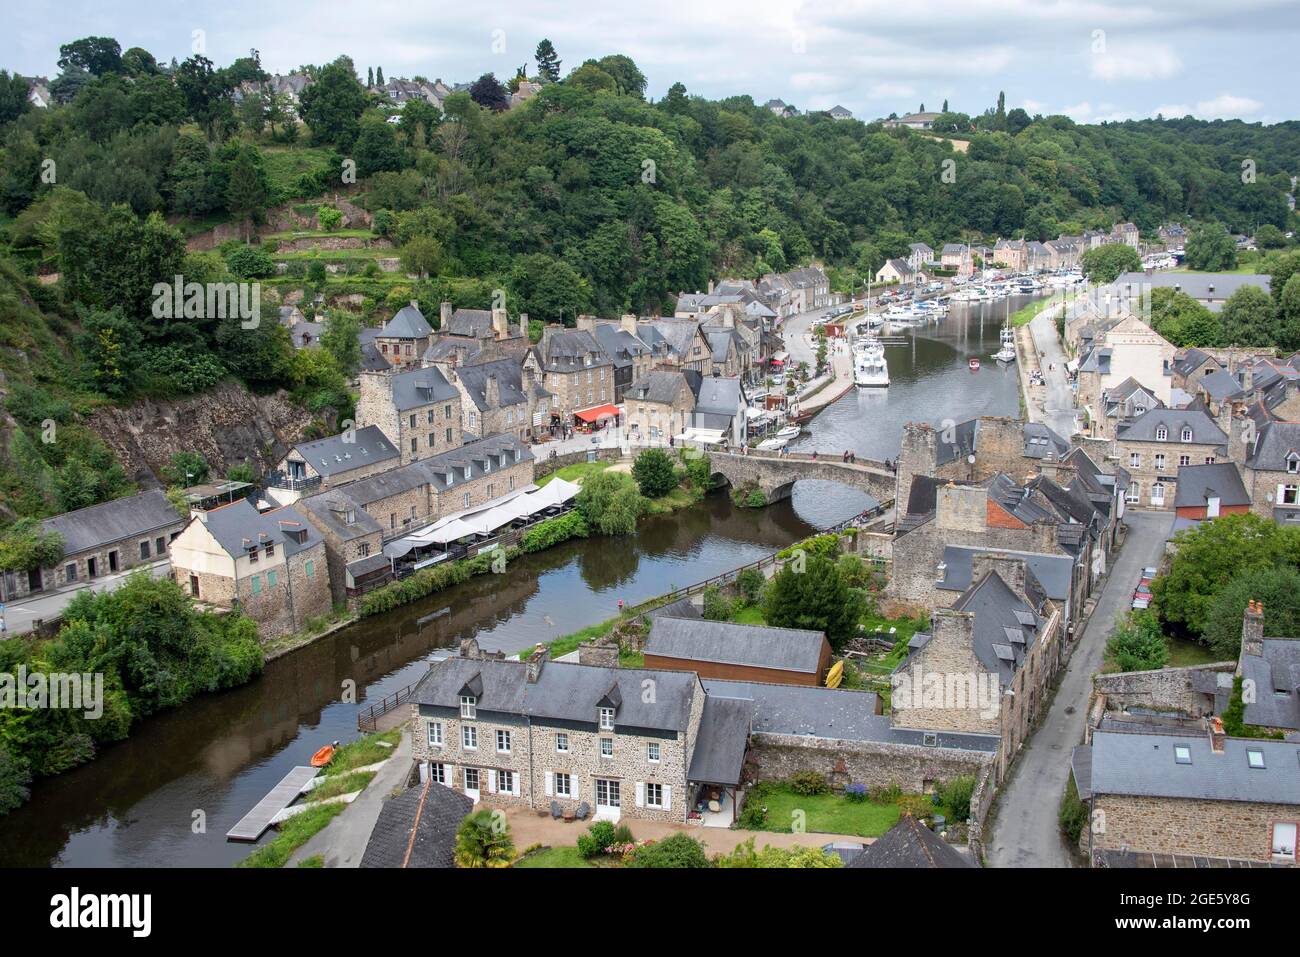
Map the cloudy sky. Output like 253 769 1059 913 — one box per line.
6 0 1297 123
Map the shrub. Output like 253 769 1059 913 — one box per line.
776 533 841 562
587 820 617 852
843 783 868 803
701 585 733 621
576 833 600 859
745 489 767 508
1058 775 1088 846
520 511 589 552
626 833 709 869
896 795 932 820
869 782 903 804
735 567 765 605
788 771 829 796
317 206 343 231
1106 611 1169 672
454 810 515 868
764 554 866 651
576 470 646 536
935 775 976 821
631 448 678 498
224 244 276 279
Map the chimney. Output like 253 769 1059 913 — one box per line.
971 552 1029 601
491 305 509 340
526 645 547 682
1241 599 1265 659
440 301 453 328
518 312 529 335
458 637 482 659
485 373 500 409
1208 715 1226 754
707 279 715 294
621 313 638 336
410 299 419 310
575 314 596 333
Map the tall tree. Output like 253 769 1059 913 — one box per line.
1184 223 1237 271
534 39 562 83
0 71 32 125
298 58 368 148
58 36 123 76
468 73 508 111
225 145 270 241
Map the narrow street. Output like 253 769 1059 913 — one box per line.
986 509 1172 867
1027 303 1076 440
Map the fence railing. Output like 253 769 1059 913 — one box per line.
357 683 415 732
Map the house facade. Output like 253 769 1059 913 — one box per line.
1113 408 1228 510
357 367 464 466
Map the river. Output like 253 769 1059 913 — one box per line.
0 296 1029 868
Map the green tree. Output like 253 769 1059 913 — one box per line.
225 145 270 241
1105 611 1169 672
58 36 123 76
0 520 65 572
594 55 647 98
576 470 646 535
298 58 368 148
1184 223 1237 272
163 451 210 486
400 235 443 280
535 39 562 83
453 809 515 867
631 448 678 497
0 71 32 125
354 118 405 176
1081 243 1141 284
467 73 508 111
763 554 864 651
78 305 143 397
509 253 591 323
1276 273 1300 351
1201 566 1300 659
1255 224 1286 249
1219 285 1278 347
320 311 362 375
0 743 31 814
626 833 709 868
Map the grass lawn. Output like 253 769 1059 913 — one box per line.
1165 636 1224 668
732 604 766 625
322 728 402 776
260 146 335 196
750 786 901 838
536 460 612 486
236 802 346 868
1010 294 1072 328
514 846 594 868
305 770 376 802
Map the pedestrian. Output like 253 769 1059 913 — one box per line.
842 449 849 463
812 450 818 461
850 451 856 464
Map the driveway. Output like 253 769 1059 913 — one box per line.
986 509 1172 867
1027 304 1076 440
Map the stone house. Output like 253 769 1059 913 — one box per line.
1073 315 1176 416
992 239 1026 272
689 372 748 447
297 493 388 604
1110 222 1140 248
357 366 463 466
624 370 695 445
1170 347 1221 393
302 434 534 543
875 258 919 287
373 302 435 370
11 489 188 601
410 644 711 822
1239 420 1300 522
643 616 833 687
522 326 615 424
1238 600 1300 735
893 553 1063 782
586 318 656 401
940 243 969 270
1171 462 1250 527
1092 377 1162 441
634 318 713 373
265 424 400 505
1073 723 1300 866
168 498 332 638
1113 407 1228 510
776 266 831 312
434 357 551 442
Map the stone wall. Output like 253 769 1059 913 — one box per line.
1091 662 1235 718
1092 794 1297 864
533 447 625 480
745 732 993 794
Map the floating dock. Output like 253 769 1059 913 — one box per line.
226 765 320 842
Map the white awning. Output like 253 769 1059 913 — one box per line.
674 428 726 446
1066 359 1079 373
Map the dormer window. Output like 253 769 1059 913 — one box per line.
1181 427 1193 443
599 707 615 730
1288 454 1299 474
459 695 476 719
1156 426 1167 441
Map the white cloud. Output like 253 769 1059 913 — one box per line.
1089 43 1182 81
869 82 916 99
1153 94 1263 119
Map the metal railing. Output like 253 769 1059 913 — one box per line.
265 471 322 491
357 682 415 732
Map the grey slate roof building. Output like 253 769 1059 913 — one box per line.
937 545 1074 604
686 696 752 785
947 570 1045 684
1197 369 1247 404
452 358 539 412
848 816 976 868
383 303 434 340
1240 639 1300 731
197 499 323 560
645 616 827 676
329 434 532 505
1172 463 1250 510
288 424 399 478
1111 271 1270 312
1079 729 1300 806
1172 347 1217 380
1022 422 1071 460
1116 407 1227 446
360 781 474 868
1245 420 1300 472
388 366 460 411
41 489 183 556
627 370 690 405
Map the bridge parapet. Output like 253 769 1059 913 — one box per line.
707 449 897 505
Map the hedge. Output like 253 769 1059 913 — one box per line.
358 546 522 617
520 511 589 553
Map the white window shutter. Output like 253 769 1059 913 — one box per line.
635 783 645 808
446 765 456 788
545 772 554 796
487 770 497 793
571 778 580 802
418 762 429 784
663 785 672 810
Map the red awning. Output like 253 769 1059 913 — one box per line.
574 404 619 423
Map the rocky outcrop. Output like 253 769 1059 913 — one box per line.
85 381 316 486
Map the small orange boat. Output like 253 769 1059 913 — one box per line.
310 743 337 768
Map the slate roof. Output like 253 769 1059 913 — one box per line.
1117 407 1227 445
1241 639 1300 731
1084 729 1300 805
646 616 826 674
383 304 433 339
358 327 390 371
1246 421 1300 471
534 328 610 373
848 816 975 868
691 374 744 417
686 696 752 785
388 366 460 410
360 781 474 868
699 679 999 752
290 424 398 477
637 320 702 361
453 358 531 411
1172 463 1250 509
413 656 699 732
938 545 1074 602
196 499 322 559
325 434 532 504
904 475 979 517
1022 422 1070 460
1198 369 1246 403
297 493 383 540
935 418 979 466
40 489 182 556
1112 271 1270 311
987 473 1057 526
949 570 1042 683
445 308 494 338
627 370 691 405
591 322 652 371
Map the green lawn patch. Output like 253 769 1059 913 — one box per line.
748 786 901 838
297 855 324 868
1165 636 1222 668
536 460 612 486
306 770 376 802
322 728 402 776
514 846 594 868
731 605 766 625
236 802 346 868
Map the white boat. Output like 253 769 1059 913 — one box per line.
994 325 1017 363
853 334 889 386
774 425 802 441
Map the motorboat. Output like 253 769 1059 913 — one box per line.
853 334 889 386
968 357 980 371
774 425 802 441
994 325 1017 363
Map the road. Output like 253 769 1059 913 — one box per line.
986 509 1172 868
2 559 172 635
1027 304 1076 439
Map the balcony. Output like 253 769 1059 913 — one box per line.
266 471 322 492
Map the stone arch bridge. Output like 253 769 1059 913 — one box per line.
706 449 897 506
